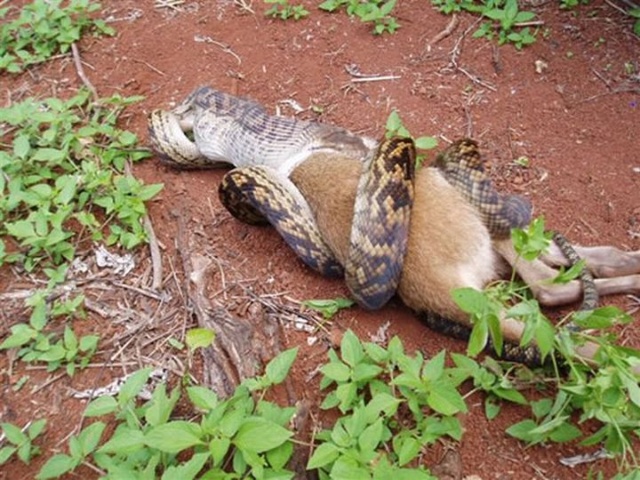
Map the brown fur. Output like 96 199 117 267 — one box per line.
291 154 496 324
290 152 640 371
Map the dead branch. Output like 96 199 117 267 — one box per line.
71 43 98 100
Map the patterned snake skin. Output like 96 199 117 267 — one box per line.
219 137 416 309
433 138 532 238
148 86 413 309
420 229 598 365
148 86 597 366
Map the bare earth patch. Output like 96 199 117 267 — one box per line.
1 1 639 478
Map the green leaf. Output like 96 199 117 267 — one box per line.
0 446 17 465
572 306 628 330
379 0 396 17
307 442 340 469
1 423 28 445
265 347 298 385
303 298 354 319
63 326 78 351
98 426 145 454
32 148 65 163
79 335 99 352
514 11 535 23
77 422 105 456
209 436 231 466
161 452 209 480
467 318 488 357
144 421 204 453
385 110 402 134
5 220 36 240
266 440 293 471
341 330 364 367
320 360 351 383
427 382 467 416
505 419 538 442
137 183 164 201
352 363 383 382
414 136 438 150
452 287 488 315
358 417 384 453
233 417 293 453
493 387 527 406
36 453 77 479
55 176 78 205
422 350 445 379
0 324 37 349
145 384 180 427
548 423 582 443
396 435 421 466
365 392 401 420
484 398 501 420
28 419 47 440
185 328 215 352
330 456 371 480
13 135 31 159
623 377 640 408
118 367 153 404
335 382 358 412
319 0 339 12
363 342 388 363
187 386 219 411
84 395 118 417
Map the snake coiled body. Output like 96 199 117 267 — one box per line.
148 86 596 366
149 86 414 309
433 138 532 238
148 86 374 171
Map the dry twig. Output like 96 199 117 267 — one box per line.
425 13 459 52
71 43 98 100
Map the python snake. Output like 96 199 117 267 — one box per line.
148 86 596 365
149 86 413 309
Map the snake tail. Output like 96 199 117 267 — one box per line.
551 231 599 314
419 311 543 365
419 232 597 367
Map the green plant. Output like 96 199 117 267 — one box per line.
0 291 98 376
631 9 640 36
264 0 309 20
559 0 589 9
0 0 114 73
308 330 540 477
385 110 438 167
319 0 400 35
431 0 537 49
303 297 354 319
450 217 640 470
0 420 47 466
0 90 159 273
37 349 300 479
311 332 458 477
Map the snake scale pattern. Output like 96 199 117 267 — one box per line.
149 86 415 309
148 86 597 365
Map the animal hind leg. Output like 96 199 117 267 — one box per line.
493 238 640 308
541 243 640 278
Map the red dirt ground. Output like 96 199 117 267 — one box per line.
1 1 640 478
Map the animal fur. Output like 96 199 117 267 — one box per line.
290 152 640 371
